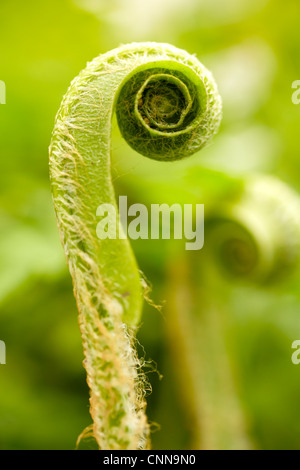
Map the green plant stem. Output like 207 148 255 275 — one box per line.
165 175 300 449
49 42 221 450
166 256 252 450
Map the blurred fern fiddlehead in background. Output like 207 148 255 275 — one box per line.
49 43 221 449
206 176 300 283
167 175 300 449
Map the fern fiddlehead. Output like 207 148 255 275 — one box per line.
165 175 300 449
206 176 300 283
49 42 221 450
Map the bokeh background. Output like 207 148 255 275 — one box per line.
1 0 300 450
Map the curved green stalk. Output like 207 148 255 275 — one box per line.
49 42 221 450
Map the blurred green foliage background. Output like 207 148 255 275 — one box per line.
1 0 300 450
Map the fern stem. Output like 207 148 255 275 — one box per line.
166 257 251 450
49 42 221 450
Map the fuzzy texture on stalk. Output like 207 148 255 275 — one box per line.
49 42 221 450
